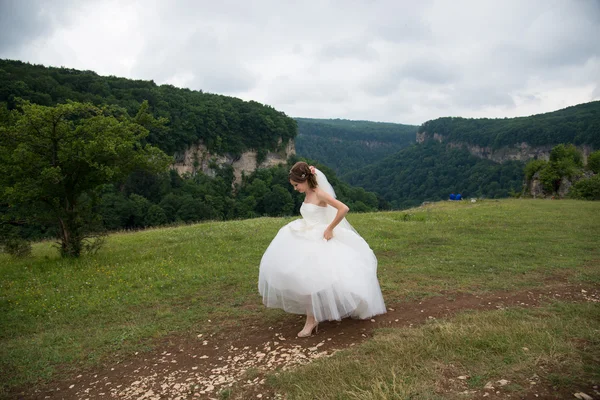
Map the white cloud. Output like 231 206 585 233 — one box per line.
1 0 599 125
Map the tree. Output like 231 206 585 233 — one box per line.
128 194 153 228
0 100 172 257
524 159 547 181
97 186 132 230
534 144 584 193
176 195 218 222
587 150 600 174
159 193 184 222
570 175 600 200
145 204 168 227
262 184 294 216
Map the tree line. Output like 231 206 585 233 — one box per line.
0 100 380 258
418 101 600 149
0 59 296 156
96 157 379 233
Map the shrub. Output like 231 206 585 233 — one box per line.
550 144 583 167
569 175 600 200
587 150 600 174
524 159 547 181
144 204 168 227
1 237 32 257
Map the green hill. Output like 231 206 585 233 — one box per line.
346 102 600 208
345 141 525 209
295 117 417 175
0 59 296 155
419 100 600 148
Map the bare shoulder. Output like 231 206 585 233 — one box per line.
315 187 334 201
315 187 349 212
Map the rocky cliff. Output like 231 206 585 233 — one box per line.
172 139 295 183
528 170 595 198
416 132 595 164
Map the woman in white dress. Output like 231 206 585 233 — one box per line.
258 162 386 337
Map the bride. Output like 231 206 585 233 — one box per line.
258 161 387 337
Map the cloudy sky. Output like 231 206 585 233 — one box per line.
1 0 599 125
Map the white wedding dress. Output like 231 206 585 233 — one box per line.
258 170 386 322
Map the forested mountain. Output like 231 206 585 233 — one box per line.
345 141 525 209
419 101 600 148
295 118 417 175
0 59 296 155
346 101 600 209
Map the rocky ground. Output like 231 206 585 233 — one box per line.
10 283 600 400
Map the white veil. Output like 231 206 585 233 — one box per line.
314 168 357 233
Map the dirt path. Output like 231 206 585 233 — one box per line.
11 283 600 400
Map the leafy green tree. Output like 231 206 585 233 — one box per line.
549 144 583 166
522 144 600 196
0 205 32 257
533 144 584 193
159 193 184 222
569 175 600 200
97 188 132 230
128 194 152 228
145 204 168 227
262 184 294 216
587 150 600 174
124 170 169 204
176 195 219 222
0 100 171 257
349 201 370 212
175 195 198 222
244 178 268 212
524 159 548 181
233 195 258 219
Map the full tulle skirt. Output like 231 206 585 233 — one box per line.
258 218 387 322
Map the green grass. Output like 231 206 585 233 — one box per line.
1 199 599 396
269 302 600 399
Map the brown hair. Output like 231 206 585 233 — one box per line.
289 161 318 188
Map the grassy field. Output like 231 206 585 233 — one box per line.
270 302 600 399
1 198 599 397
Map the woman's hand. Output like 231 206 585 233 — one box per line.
323 227 334 241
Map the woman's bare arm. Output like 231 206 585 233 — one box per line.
316 188 349 240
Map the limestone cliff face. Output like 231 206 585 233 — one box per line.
528 170 594 198
416 132 444 144
172 139 295 184
447 142 558 163
417 132 595 163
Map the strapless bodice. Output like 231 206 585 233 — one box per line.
300 202 330 225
